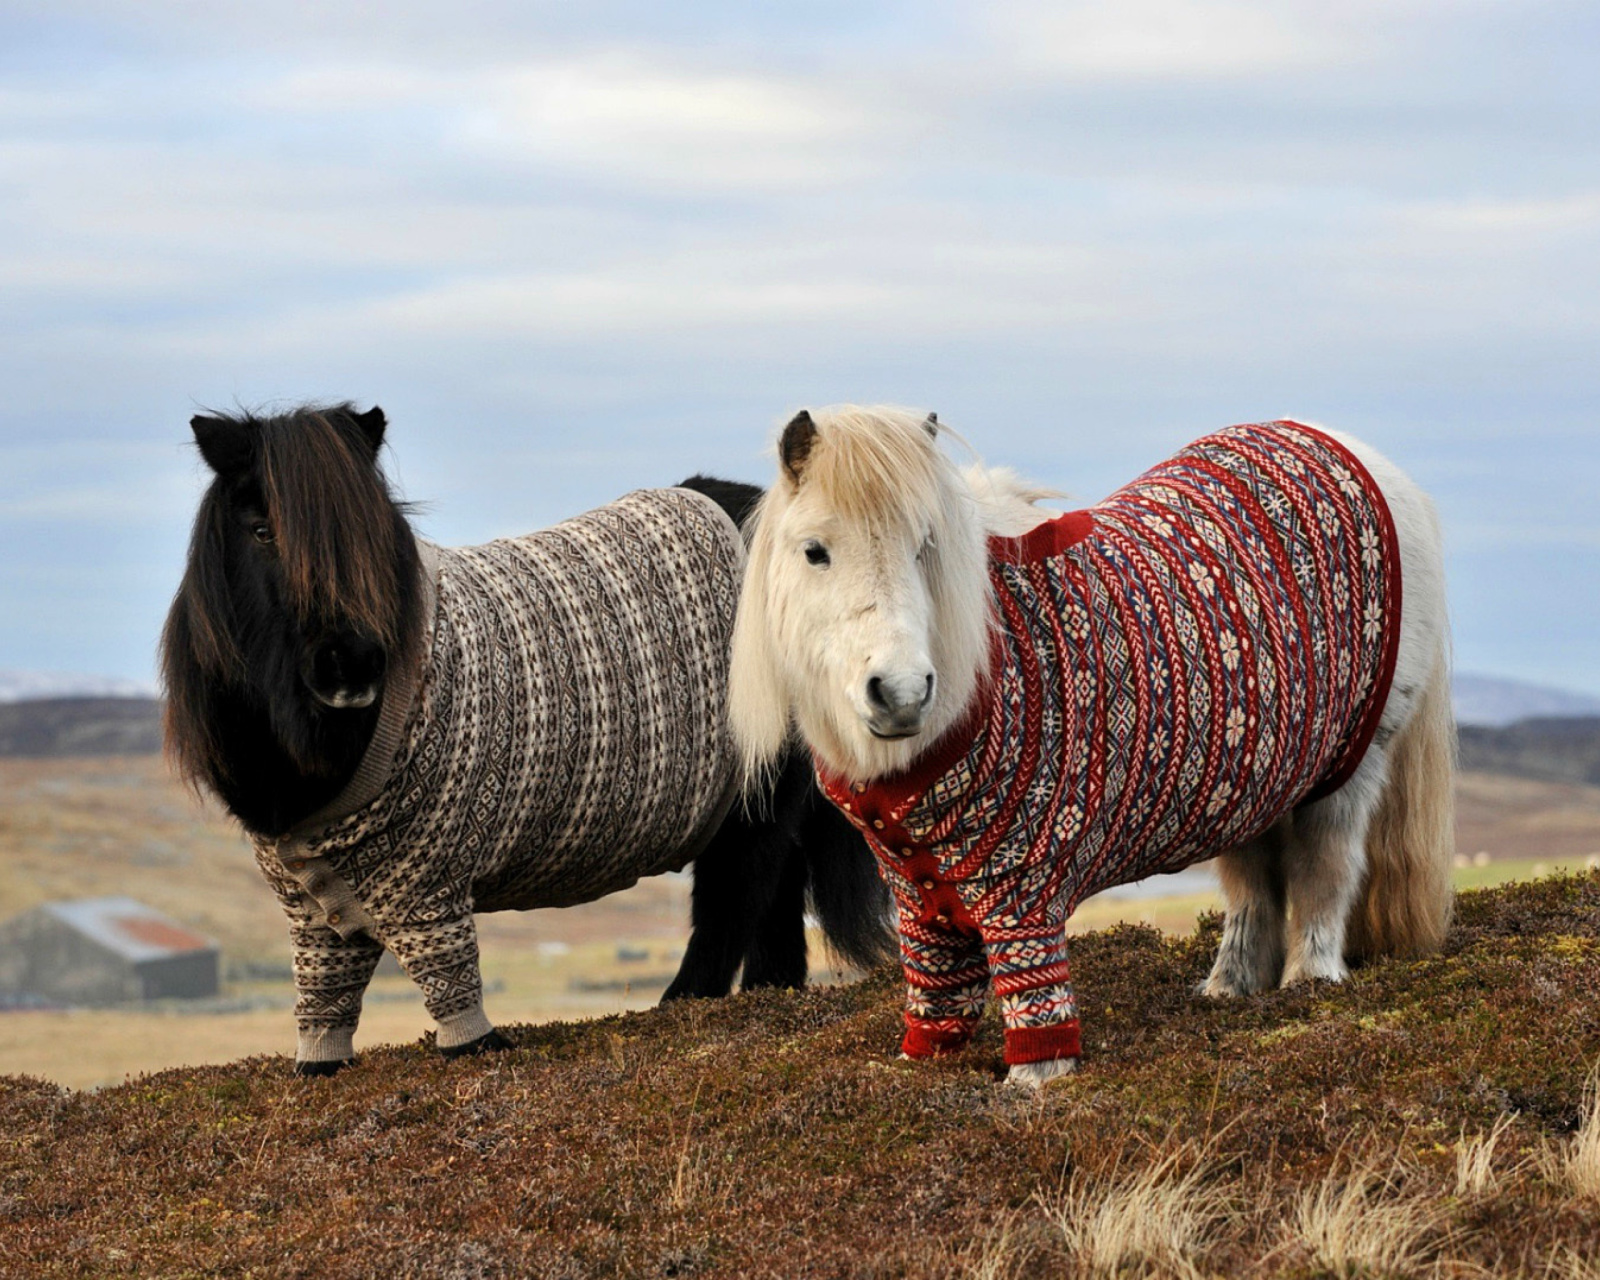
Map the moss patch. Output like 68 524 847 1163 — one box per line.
2 874 1598 1277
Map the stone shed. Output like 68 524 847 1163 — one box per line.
0 897 219 1005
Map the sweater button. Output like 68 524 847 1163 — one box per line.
920 879 935 891
327 911 342 926
898 847 913 858
872 819 885 831
935 913 950 926
289 859 306 871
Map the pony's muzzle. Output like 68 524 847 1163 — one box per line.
305 633 387 711
864 670 935 738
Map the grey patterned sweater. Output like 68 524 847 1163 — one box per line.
251 488 746 1063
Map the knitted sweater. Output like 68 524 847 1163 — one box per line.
819 422 1402 1066
252 488 746 1062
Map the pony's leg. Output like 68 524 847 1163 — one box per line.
386 916 509 1056
288 920 384 1075
663 751 812 1000
1280 751 1388 986
740 839 809 990
1202 823 1289 997
663 818 766 1000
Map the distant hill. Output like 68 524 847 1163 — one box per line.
3 673 1599 772
0 669 158 703
0 698 163 757
1458 716 1600 788
1453 673 1600 727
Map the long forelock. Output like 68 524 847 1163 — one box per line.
804 408 988 615
258 408 409 649
800 406 954 542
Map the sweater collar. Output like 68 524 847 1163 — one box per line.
817 508 1095 820
282 537 441 842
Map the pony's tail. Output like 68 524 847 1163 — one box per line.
1347 644 1457 961
801 794 896 973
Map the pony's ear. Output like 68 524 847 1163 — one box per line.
924 412 939 439
779 410 817 486
352 406 387 454
190 415 252 477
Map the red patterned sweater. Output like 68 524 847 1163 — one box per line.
819 422 1402 1065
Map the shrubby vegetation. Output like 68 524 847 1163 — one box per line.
2 874 1597 1277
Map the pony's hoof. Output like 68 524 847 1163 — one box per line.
1006 1057 1079 1090
294 1057 353 1078
440 1028 513 1058
1201 962 1282 998
1279 961 1348 989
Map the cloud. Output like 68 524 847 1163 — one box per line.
0 3 1596 687
1399 192 1600 234
252 53 892 193
0 442 197 524
992 0 1338 79
473 57 876 190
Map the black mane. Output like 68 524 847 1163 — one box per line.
676 474 762 530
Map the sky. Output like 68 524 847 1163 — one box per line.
1 1 1596 693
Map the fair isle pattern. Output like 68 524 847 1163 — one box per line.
821 422 1401 1066
252 488 746 1061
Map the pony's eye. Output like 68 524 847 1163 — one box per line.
251 522 275 545
803 540 830 567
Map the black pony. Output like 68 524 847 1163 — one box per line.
161 403 890 1073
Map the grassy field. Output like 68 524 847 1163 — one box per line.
1 873 1597 1278
3 756 1600 1090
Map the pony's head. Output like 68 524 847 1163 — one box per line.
730 405 993 784
160 403 421 796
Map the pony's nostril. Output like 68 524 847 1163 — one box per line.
866 671 934 718
310 634 387 696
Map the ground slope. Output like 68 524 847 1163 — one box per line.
2 875 1599 1279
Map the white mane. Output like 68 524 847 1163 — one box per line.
962 463 1062 537
729 406 1056 785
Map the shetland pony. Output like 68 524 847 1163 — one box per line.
729 406 1454 1089
162 404 889 1074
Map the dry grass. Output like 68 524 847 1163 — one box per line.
1041 1144 1231 1279
953 1213 1029 1280
1284 1158 1449 1278
1455 1112 1519 1198
666 1081 727 1213
1540 1062 1600 1200
1546 1247 1600 1279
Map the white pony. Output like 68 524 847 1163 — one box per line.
730 406 1454 1089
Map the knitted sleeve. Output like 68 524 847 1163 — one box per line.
897 909 990 1058
288 920 386 1064
383 916 494 1051
253 841 386 1064
978 920 1082 1066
